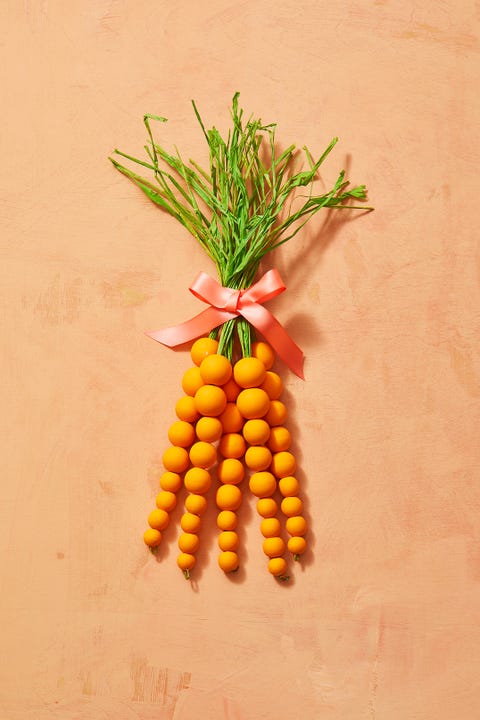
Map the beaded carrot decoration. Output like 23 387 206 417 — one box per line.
110 94 370 581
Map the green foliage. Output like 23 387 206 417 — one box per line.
110 94 371 358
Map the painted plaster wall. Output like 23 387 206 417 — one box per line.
1 1 479 718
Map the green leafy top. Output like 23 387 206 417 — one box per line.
109 93 371 358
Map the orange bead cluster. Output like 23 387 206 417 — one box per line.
143 337 307 580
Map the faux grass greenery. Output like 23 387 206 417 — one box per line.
109 93 371 359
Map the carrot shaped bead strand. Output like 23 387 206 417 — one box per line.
254 353 308 564
248 470 288 580
215 395 246 573
176 389 220 578
232 348 284 578
178 465 212 578
144 413 195 552
176 405 219 578
181 492 208 576
146 348 213 554
216 471 244 570
215 480 242 572
273 454 308 560
278 475 307 560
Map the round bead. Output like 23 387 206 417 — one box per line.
261 371 283 400
281 496 303 517
168 420 195 448
219 403 244 433
217 510 238 531
243 419 270 445
175 395 200 423
194 385 227 417
218 531 239 552
262 536 286 558
217 458 245 485
270 451 296 478
267 426 291 452
245 446 272 471
177 552 196 571
286 516 307 537
265 400 287 426
252 341 275 370
256 498 278 518
218 433 246 459
155 491 177 512
260 517 281 537
233 357 266 388
189 441 217 469
185 494 207 516
148 508 170 531
218 551 239 573
180 512 202 533
288 536 307 555
144 528 162 548
184 467 211 494
162 446 189 473
268 557 287 577
178 532 200 554
216 484 242 511
195 416 223 442
200 354 232 386
249 471 277 498
190 337 219 366
278 476 299 497
160 471 182 492
236 388 270 419
182 366 204 396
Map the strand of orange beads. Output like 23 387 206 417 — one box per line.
262 362 308 563
256 340 307 561
208 359 245 574
234 343 288 581
177 337 234 578
143 406 195 553
216 388 245 573
144 337 213 569
178 416 222 578
145 340 213 558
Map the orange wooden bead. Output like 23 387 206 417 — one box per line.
252 341 275 370
190 337 219 366
236 388 270 419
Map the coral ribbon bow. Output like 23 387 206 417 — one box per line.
146 269 304 379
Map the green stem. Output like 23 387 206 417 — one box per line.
217 318 236 359
110 95 371 366
237 317 252 358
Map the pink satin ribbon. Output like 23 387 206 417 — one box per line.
146 269 304 379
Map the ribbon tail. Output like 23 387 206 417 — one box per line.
146 307 237 347
241 304 305 380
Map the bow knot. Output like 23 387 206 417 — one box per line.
146 269 304 378
223 288 242 314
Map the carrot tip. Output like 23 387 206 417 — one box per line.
183 569 191 580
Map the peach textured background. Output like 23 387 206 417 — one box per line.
2 1 480 719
